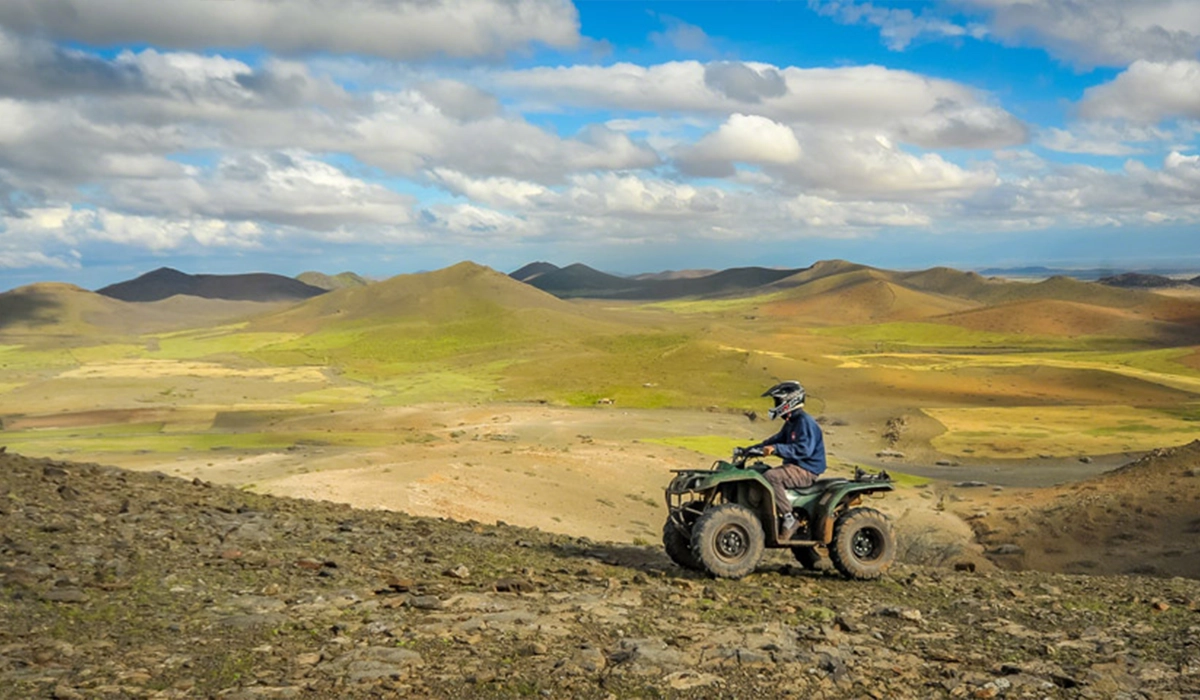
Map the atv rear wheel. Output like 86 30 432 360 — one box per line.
829 507 895 580
690 503 764 580
662 511 702 571
791 545 833 572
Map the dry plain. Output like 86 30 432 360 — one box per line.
1 261 1198 579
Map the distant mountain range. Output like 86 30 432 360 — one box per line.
509 262 800 299
511 262 1200 299
96 267 328 302
980 265 1200 284
6 259 1200 349
1097 272 1200 289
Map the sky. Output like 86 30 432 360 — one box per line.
2 0 1200 290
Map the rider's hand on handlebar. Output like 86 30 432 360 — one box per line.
762 445 775 456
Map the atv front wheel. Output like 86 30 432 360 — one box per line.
662 512 702 571
829 507 895 580
690 503 764 580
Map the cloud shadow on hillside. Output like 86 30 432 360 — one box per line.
0 290 60 330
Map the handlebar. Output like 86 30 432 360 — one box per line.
731 446 766 467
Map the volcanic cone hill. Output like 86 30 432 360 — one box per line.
241 263 776 407
2 450 1199 699
98 267 327 303
508 261 560 283
523 263 644 298
253 261 603 331
244 263 635 378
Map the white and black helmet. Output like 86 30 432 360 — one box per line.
763 381 805 420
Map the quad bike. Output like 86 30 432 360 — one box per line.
663 447 896 580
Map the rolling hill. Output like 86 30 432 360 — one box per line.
629 268 717 281
633 266 801 300
929 298 1195 342
98 267 327 302
0 283 135 337
296 270 370 291
522 263 643 297
0 283 286 339
761 275 976 324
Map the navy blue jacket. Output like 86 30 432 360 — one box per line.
754 411 826 475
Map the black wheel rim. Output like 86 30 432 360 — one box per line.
851 527 882 561
716 524 749 560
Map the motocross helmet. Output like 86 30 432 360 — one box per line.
762 381 805 420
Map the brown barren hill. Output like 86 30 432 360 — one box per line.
960 441 1200 579
0 282 288 338
0 283 113 334
762 273 975 324
930 298 1193 341
767 259 874 289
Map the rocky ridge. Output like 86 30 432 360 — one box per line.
2 452 1198 699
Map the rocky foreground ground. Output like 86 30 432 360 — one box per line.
1 451 1199 699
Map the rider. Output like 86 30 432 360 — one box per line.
746 381 826 540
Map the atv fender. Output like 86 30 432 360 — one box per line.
666 460 776 524
813 482 895 544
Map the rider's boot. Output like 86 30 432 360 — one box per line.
780 512 799 541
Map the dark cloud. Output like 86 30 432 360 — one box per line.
0 31 141 100
417 80 502 121
895 98 1029 150
703 61 787 103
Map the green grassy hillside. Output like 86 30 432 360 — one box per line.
239 263 771 408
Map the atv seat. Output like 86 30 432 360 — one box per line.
790 478 847 496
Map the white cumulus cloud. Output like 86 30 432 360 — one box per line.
959 0 1200 67
498 61 1028 150
1079 60 1200 124
677 114 802 177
